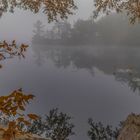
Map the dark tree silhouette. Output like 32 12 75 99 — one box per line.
27 108 75 140
88 118 121 140
32 20 46 43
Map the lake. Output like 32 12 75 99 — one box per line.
0 43 140 139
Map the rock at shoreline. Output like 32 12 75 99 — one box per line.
117 113 140 140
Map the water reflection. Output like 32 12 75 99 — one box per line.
30 42 140 139
0 41 140 140
32 42 140 93
33 45 95 75
1 18 140 140
114 69 140 92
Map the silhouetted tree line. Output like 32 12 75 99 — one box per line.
32 14 140 46
27 108 75 140
32 19 97 46
0 108 123 140
88 118 122 140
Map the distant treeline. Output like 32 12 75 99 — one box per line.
32 14 140 46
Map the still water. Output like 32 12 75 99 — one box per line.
1 43 140 140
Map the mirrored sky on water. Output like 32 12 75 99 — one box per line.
1 46 140 140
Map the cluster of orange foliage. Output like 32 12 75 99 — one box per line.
0 40 39 140
94 0 140 23
0 0 77 22
0 40 28 68
0 89 39 140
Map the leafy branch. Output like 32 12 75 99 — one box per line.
0 89 39 140
94 0 140 24
0 40 28 68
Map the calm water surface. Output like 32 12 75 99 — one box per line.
0 44 140 140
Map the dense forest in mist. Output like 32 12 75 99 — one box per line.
32 13 140 47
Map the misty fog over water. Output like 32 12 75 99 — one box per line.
1 1 140 140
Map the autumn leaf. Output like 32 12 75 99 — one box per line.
28 114 40 120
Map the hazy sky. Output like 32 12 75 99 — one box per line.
0 0 93 43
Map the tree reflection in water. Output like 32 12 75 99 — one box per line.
114 69 140 92
32 40 140 94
